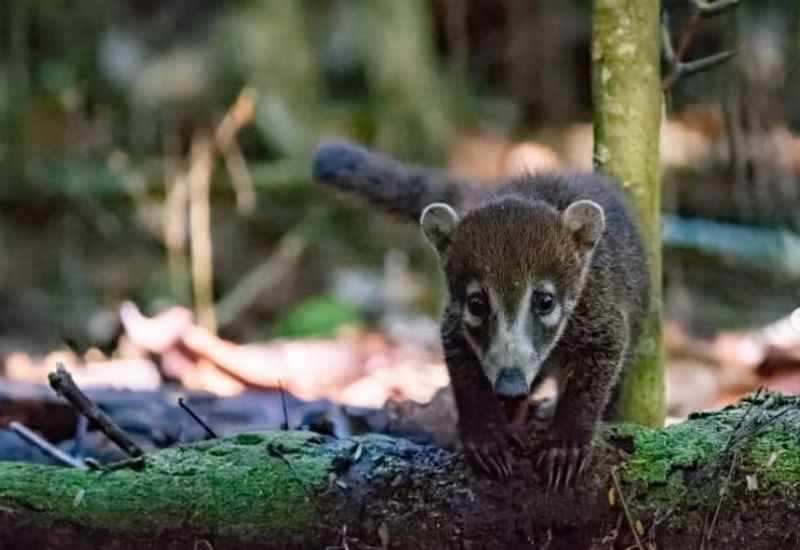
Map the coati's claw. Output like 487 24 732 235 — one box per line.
562 446 581 488
463 430 519 479
466 443 489 476
507 430 527 451
536 444 593 491
481 445 509 478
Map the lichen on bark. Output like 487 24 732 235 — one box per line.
592 0 665 428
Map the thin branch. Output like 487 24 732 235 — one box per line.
663 47 738 90
48 363 144 458
266 441 310 497
610 467 645 550
701 453 738 549
85 456 146 472
178 397 218 439
188 131 217 333
9 421 88 470
279 380 290 431
676 49 737 80
220 139 256 215
692 0 741 18
661 2 741 90
215 87 258 215
661 16 677 66
163 130 191 303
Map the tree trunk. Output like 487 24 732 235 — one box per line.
0 394 798 549
592 0 665 427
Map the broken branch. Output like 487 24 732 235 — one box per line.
48 363 144 458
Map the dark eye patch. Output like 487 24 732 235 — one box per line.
531 290 556 315
467 290 490 319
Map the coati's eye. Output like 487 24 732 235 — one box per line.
531 290 556 315
466 291 490 319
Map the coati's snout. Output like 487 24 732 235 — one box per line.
494 368 528 399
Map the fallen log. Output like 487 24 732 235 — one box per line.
0 392 798 549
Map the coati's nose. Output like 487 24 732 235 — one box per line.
495 368 528 399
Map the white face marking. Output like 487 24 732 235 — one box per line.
539 302 561 328
461 276 590 396
483 284 537 387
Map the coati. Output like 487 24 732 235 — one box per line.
313 142 649 488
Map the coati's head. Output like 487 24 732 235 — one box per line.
421 196 605 399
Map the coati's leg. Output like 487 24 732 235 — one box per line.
535 325 628 490
602 377 623 421
444 339 524 479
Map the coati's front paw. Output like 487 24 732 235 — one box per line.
462 426 525 479
533 438 593 491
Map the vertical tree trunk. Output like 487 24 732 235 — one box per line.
592 0 665 427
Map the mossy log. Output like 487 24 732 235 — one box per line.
1 394 799 549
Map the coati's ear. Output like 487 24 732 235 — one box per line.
420 203 460 260
562 200 605 250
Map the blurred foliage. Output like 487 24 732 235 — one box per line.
272 294 362 339
0 0 471 350
2 0 800 351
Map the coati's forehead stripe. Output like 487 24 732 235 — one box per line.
483 283 537 386
447 199 581 301
491 280 528 315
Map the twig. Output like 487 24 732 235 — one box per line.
9 421 88 470
85 456 146 472
215 87 258 215
48 363 144 458
266 442 310 497
610 467 645 550
188 130 217 333
278 380 290 431
719 386 761 456
692 0 741 18
163 130 191 303
661 3 740 90
666 49 738 89
178 397 218 439
701 453 738 549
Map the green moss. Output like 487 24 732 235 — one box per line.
612 396 800 511
0 431 331 535
613 415 732 486
743 427 800 487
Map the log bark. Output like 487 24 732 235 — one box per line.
0 393 798 549
592 0 666 427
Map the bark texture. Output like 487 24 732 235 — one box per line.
592 0 665 427
0 394 799 549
